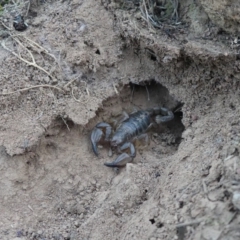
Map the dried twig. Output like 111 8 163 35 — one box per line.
1 38 54 79
64 78 77 89
18 35 57 61
1 21 12 30
71 88 89 103
71 81 90 104
1 33 60 80
171 0 179 22
145 85 150 101
1 84 63 95
141 0 152 28
61 116 70 131
25 0 31 17
130 84 135 102
113 83 119 95
28 205 34 212
176 218 204 228
140 0 161 29
139 0 179 28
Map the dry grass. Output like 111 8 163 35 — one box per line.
139 0 179 28
1 34 58 79
0 1 93 101
0 84 63 95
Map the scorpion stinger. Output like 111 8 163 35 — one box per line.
154 107 174 123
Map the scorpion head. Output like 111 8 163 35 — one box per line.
110 135 123 148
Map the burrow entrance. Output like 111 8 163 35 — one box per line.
87 79 185 166
0 80 185 239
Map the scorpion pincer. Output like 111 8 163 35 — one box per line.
90 107 174 168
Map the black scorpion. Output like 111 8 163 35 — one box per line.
90 107 174 168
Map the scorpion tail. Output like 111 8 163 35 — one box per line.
155 107 174 123
104 152 133 168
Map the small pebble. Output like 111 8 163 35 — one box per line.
16 230 23 237
2 89 8 94
74 221 80 228
232 191 240 210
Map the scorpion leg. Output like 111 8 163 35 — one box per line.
136 133 149 147
154 107 174 123
130 107 140 114
91 122 112 156
122 111 129 120
104 142 136 168
112 111 129 128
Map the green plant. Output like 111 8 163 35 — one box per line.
0 0 10 13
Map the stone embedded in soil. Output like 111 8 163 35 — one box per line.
232 191 240 210
202 227 221 240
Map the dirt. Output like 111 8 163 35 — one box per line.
0 0 240 239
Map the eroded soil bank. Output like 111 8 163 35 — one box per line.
0 0 240 239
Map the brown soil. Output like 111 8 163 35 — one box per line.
0 0 240 239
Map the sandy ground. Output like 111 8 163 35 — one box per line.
0 0 240 239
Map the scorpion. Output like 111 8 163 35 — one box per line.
90 107 174 168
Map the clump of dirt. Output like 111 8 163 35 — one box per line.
0 0 240 239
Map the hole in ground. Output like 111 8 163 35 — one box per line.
145 48 157 61
149 219 155 224
179 201 184 208
88 79 185 165
95 49 100 55
0 79 185 238
156 222 164 228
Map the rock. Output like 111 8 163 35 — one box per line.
44 76 50 83
2 89 8 94
232 191 240 210
74 220 80 228
181 128 193 139
190 207 202 218
202 227 221 240
224 155 240 168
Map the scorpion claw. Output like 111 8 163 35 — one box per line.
91 108 173 169
91 128 103 156
104 152 133 168
91 122 112 156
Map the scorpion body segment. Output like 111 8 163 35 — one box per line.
111 110 151 147
91 107 174 168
